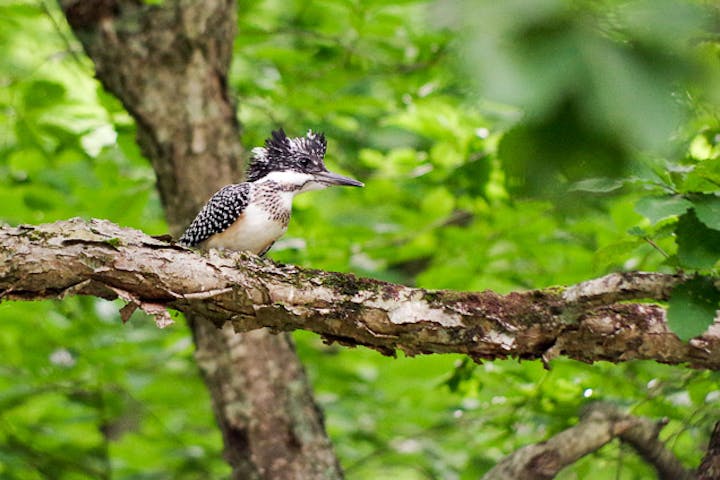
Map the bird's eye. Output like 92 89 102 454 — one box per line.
300 157 314 169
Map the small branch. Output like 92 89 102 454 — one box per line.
2 219 720 368
619 414 694 480
698 421 720 480
482 403 695 480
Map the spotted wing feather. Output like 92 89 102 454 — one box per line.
178 183 251 247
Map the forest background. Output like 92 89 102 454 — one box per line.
2 0 720 478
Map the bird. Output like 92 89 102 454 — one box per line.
178 129 363 256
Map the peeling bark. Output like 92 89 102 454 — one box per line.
3 219 720 370
482 403 695 480
57 1 342 478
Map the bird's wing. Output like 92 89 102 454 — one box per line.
178 183 251 247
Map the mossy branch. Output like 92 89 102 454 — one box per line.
2 218 718 368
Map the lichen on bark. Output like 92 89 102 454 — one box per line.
3 218 720 370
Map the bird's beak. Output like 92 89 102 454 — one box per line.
314 170 364 187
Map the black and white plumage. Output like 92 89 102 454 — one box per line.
177 183 251 249
246 129 328 182
178 129 363 255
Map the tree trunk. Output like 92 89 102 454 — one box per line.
58 1 342 478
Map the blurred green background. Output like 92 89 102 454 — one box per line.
1 0 720 478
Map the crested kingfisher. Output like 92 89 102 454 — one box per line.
179 129 363 255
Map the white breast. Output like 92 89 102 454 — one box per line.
201 203 288 254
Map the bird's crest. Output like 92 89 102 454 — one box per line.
247 129 327 181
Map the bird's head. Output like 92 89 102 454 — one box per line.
247 129 363 192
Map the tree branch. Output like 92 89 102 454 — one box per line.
482 402 695 480
699 421 720 480
2 218 719 369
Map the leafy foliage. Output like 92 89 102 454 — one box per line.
668 276 720 341
1 0 720 479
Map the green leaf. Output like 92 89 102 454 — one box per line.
421 187 454 218
627 226 648 237
635 195 692 224
690 194 720 230
593 240 642 270
22 80 66 111
689 131 720 161
430 141 464 168
443 358 476 393
668 276 720 341
676 210 720 269
568 177 625 193
692 158 720 187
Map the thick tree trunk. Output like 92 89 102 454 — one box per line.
58 1 342 478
